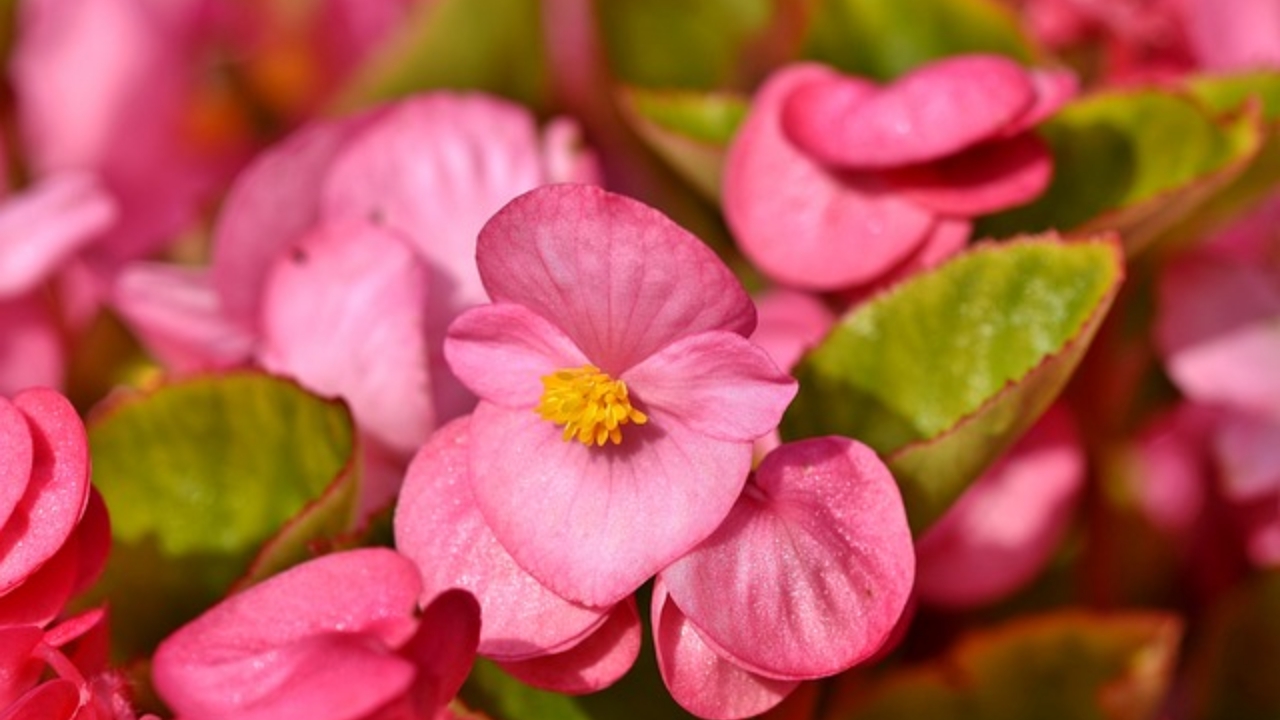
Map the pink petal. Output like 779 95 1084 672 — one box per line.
1001 69 1079 136
622 331 797 443
0 389 90 595
152 548 424 720
781 55 1035 169
884 132 1054 216
1186 0 1280 70
444 304 590 410
750 290 835 373
212 114 372 331
540 118 602 185
724 64 935 290
476 184 757 372
661 437 914 680
0 625 43 707
0 396 34 530
398 589 482 715
497 598 641 695
0 294 64 395
111 262 254 373
394 417 610 661
844 216 972 303
1214 410 1280 502
652 580 797 720
1130 405 1215 535
259 220 434 455
468 400 752 607
913 405 1085 609
0 679 80 720
0 526 79 626
0 172 115 299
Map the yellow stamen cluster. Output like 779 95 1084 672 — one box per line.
536 364 648 446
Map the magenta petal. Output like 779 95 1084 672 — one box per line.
622 331 797 443
394 418 610 661
914 406 1085 609
724 65 935 290
497 598 641 695
0 294 64 395
885 132 1054 216
662 437 914 679
259 220 434 455
399 588 481 714
652 580 797 720
1001 69 1079 136
750 289 835 373
0 172 115 299
476 184 756 372
0 526 79 626
782 55 1035 169
444 305 589 410
0 625 43 707
0 397 34 530
0 389 89 594
1214 411 1280 502
469 401 752 607
0 679 80 720
111 262 254 373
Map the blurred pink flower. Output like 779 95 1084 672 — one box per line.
724 55 1075 291
653 437 915 719
748 289 835 458
443 184 797 607
152 548 479 720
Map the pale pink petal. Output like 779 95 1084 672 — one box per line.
476 184 757 372
497 598 641 694
0 173 115 299
259 220 434 455
111 262 254 373
781 56 1034 169
662 437 914 680
394 418 610 661
541 118 602 185
0 294 64 395
652 580 797 720
444 305 589 410
884 133 1054 216
1186 0 1280 70
212 114 373 331
0 679 80 720
0 389 89 595
621 331 797 443
468 400 752 607
398 589 481 715
914 405 1085 609
0 396 34 530
724 65 935 290
1214 411 1280 502
750 290 835 373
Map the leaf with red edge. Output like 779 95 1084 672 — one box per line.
616 86 748 200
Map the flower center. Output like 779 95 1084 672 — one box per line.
536 364 648 446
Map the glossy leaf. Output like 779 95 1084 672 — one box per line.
84 372 358 658
781 236 1123 533
826 611 1182 720
617 87 747 199
803 0 1035 82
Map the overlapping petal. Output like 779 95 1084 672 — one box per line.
497 599 642 695
884 132 1054 216
0 172 116 299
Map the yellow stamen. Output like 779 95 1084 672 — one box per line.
536 364 648 446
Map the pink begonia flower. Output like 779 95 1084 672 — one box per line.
395 417 640 693
653 437 915 719
114 93 597 464
153 548 480 720
913 405 1085 609
0 388 110 627
443 184 798 607
723 56 1076 291
1016 0 1196 82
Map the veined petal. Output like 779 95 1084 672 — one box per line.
469 400 751 607
394 417 610 661
724 64 934 290
497 598 641 695
476 184 756 373
444 304 589 410
0 172 115 299
622 331 797 443
662 437 914 680
652 580 797 720
259 220 434 455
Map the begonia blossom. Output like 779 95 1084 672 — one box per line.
653 436 915 719
442 184 797 607
152 548 479 720
723 55 1076 290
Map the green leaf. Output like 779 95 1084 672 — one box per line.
334 0 548 111
803 0 1036 81
826 611 1182 720
1190 571 1280 719
85 372 358 659
616 87 747 200
977 88 1265 255
781 236 1123 533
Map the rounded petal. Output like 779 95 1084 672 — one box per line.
724 64 935 290
497 598 641 695
1002 69 1079 135
781 55 1035 169
0 679 80 720
914 405 1085 609
258 220 434 455
0 397 34 530
884 132 1054 216
469 400 752 607
0 625 44 706
399 588 482 714
622 331 797 443
662 437 914 680
394 417 610 661
476 184 757 372
0 172 116 300
653 580 797 720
